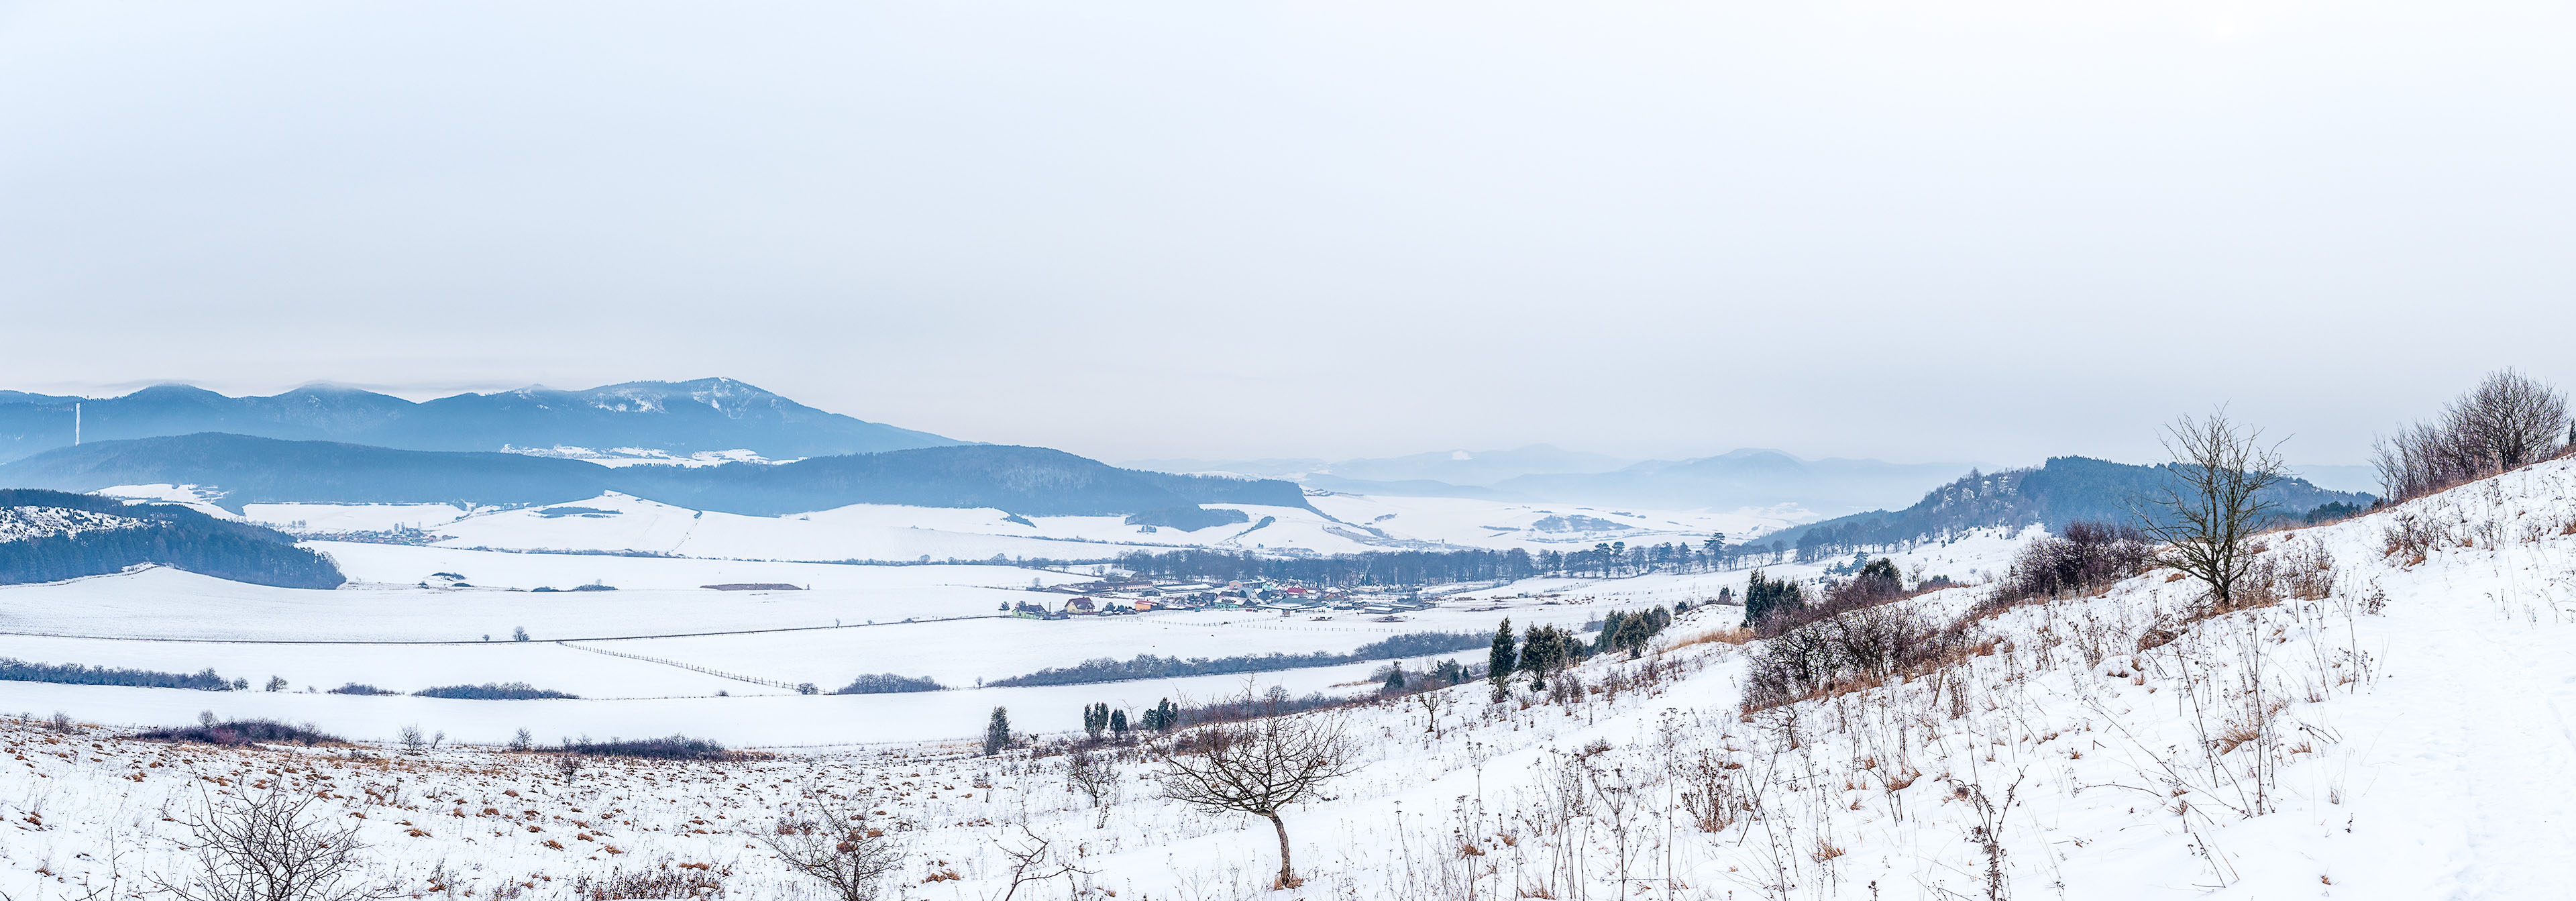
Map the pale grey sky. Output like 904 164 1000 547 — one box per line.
3 1 2571 468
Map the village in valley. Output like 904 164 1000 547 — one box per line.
1012 576 1464 620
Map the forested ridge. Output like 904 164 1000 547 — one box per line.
1770 456 2374 557
0 433 1308 517
0 488 345 588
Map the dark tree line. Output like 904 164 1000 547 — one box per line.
833 672 945 694
411 682 580 700
987 632 1490 687
0 657 235 690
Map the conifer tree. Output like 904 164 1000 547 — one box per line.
1487 619 1518 697
1110 708 1129 735
982 706 1012 757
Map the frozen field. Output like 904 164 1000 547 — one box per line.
0 507 2028 745
226 488 1801 562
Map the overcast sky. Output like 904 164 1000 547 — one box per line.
3 1 2571 468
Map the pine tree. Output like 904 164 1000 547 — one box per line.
1487 619 1518 695
1083 702 1110 739
1110 708 1129 735
982 706 1012 757
1148 698 1181 732
1519 624 1572 690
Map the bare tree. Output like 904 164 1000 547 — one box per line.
154 785 392 901
2373 368 2569 500
1152 707 1360 888
757 788 903 901
2137 411 2284 611
1065 748 1118 828
1411 686 1455 739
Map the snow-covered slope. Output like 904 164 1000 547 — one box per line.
0 505 151 543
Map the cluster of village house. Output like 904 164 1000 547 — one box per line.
1006 578 1440 620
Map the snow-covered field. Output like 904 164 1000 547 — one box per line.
225 488 1798 562
0 511 2021 743
13 462 2574 897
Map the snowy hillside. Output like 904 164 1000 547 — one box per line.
5 456 2571 897
0 505 150 543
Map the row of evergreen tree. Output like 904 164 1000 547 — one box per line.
1076 698 1185 739
1484 604 1684 694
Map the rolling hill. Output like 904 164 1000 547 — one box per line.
1771 455 2374 554
0 378 957 463
0 488 345 588
0 433 1309 518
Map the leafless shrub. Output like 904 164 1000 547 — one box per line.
1677 751 1743 833
1950 770 2029 901
154 786 393 901
2373 368 2571 501
1992 521 2153 606
757 789 902 901
1743 604 1980 712
572 861 728 900
1065 749 1117 827
1153 706 1359 888
2380 513 2441 564
2245 543 2334 603
993 824 1093 901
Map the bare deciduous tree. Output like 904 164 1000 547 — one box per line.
1411 686 1455 739
154 786 392 901
1065 748 1118 827
757 788 903 901
2373 368 2570 500
1152 707 1359 888
2137 411 2284 611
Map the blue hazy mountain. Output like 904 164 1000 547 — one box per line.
0 433 1307 518
1766 456 2376 555
0 379 957 464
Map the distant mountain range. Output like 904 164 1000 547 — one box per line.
0 433 1307 518
1127 444 1629 485
1768 456 2376 554
0 379 957 464
0 488 344 588
1138 445 1974 513
1489 449 1974 514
